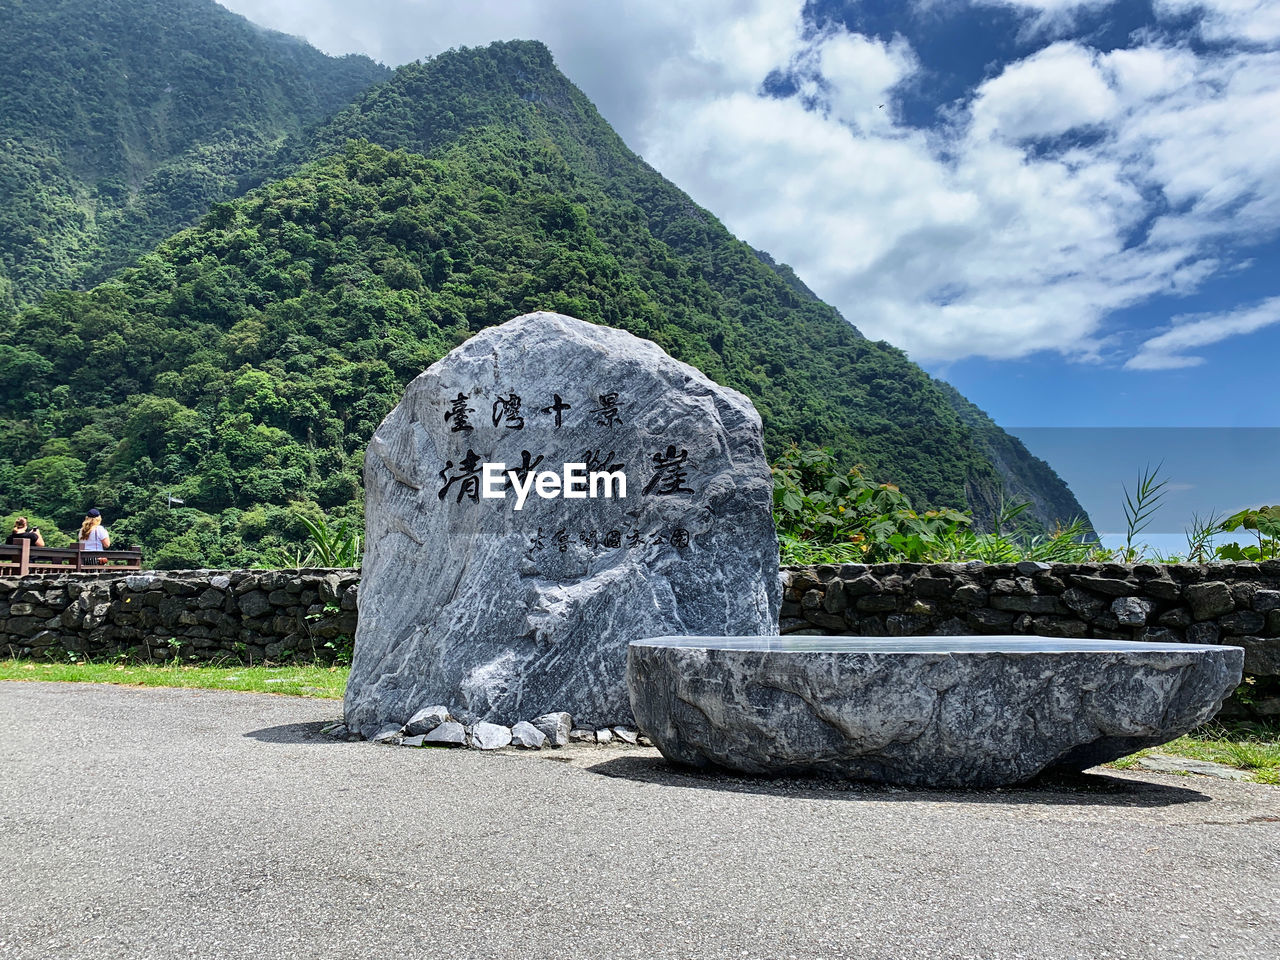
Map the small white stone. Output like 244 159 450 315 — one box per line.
595 728 613 744
404 705 451 736
423 721 467 746
612 726 638 745
468 722 513 750
510 721 547 749
530 711 574 747
401 734 427 747
568 728 596 743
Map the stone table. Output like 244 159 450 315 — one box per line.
627 635 1244 787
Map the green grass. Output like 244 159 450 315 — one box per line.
0 659 348 699
1112 723 1280 784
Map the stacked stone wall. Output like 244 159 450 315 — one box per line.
782 560 1280 719
0 569 358 664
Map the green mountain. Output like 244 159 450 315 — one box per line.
0 9 1089 567
0 0 388 308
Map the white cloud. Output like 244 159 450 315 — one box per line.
1101 45 1199 103
217 0 808 150
1122 51 1280 242
215 1 1280 366
980 0 1280 42
1127 295 1280 369
970 42 1117 140
981 0 1113 9
1156 0 1280 44
967 0 1119 34
810 31 918 131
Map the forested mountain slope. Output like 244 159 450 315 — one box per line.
289 40 1087 527
0 31 1088 565
0 0 388 307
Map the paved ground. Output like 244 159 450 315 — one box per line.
1 682 1277 960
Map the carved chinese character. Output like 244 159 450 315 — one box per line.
578 529 598 550
670 527 691 549
643 445 694 496
625 529 646 549
589 392 623 428
491 392 525 429
444 393 475 433
505 450 545 488
528 527 546 552
602 529 623 549
582 449 625 474
553 528 571 553
541 393 571 428
437 450 483 503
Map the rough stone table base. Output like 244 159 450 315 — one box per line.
627 636 1244 788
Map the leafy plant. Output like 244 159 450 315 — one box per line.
297 514 362 568
1214 506 1280 561
773 446 971 564
323 634 355 667
1184 510 1224 564
772 447 1107 566
1120 462 1168 562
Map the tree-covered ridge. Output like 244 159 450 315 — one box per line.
0 30 1090 563
1 131 1025 566
289 41 1041 513
0 0 388 307
294 41 840 293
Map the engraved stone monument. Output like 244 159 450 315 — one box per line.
344 312 779 736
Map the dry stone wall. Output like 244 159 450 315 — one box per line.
782 560 1280 719
0 569 358 664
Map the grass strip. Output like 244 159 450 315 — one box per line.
1108 722 1279 785
0 659 347 699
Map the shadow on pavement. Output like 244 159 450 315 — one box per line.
244 720 338 744
583 754 1212 807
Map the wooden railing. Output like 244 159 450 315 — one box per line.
0 539 144 576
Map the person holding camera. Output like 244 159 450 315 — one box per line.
6 516 45 547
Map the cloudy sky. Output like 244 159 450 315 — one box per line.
218 0 1279 441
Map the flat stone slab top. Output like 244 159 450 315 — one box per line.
627 636 1244 788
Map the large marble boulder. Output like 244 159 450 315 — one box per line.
627 636 1244 788
345 312 779 736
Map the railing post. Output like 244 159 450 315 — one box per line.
19 537 29 577
75 540 83 572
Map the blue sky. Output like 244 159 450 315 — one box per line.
220 0 1278 526
801 0 1280 430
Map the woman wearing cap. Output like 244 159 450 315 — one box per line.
79 509 111 555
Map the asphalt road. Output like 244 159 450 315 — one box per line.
1 681 1277 960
